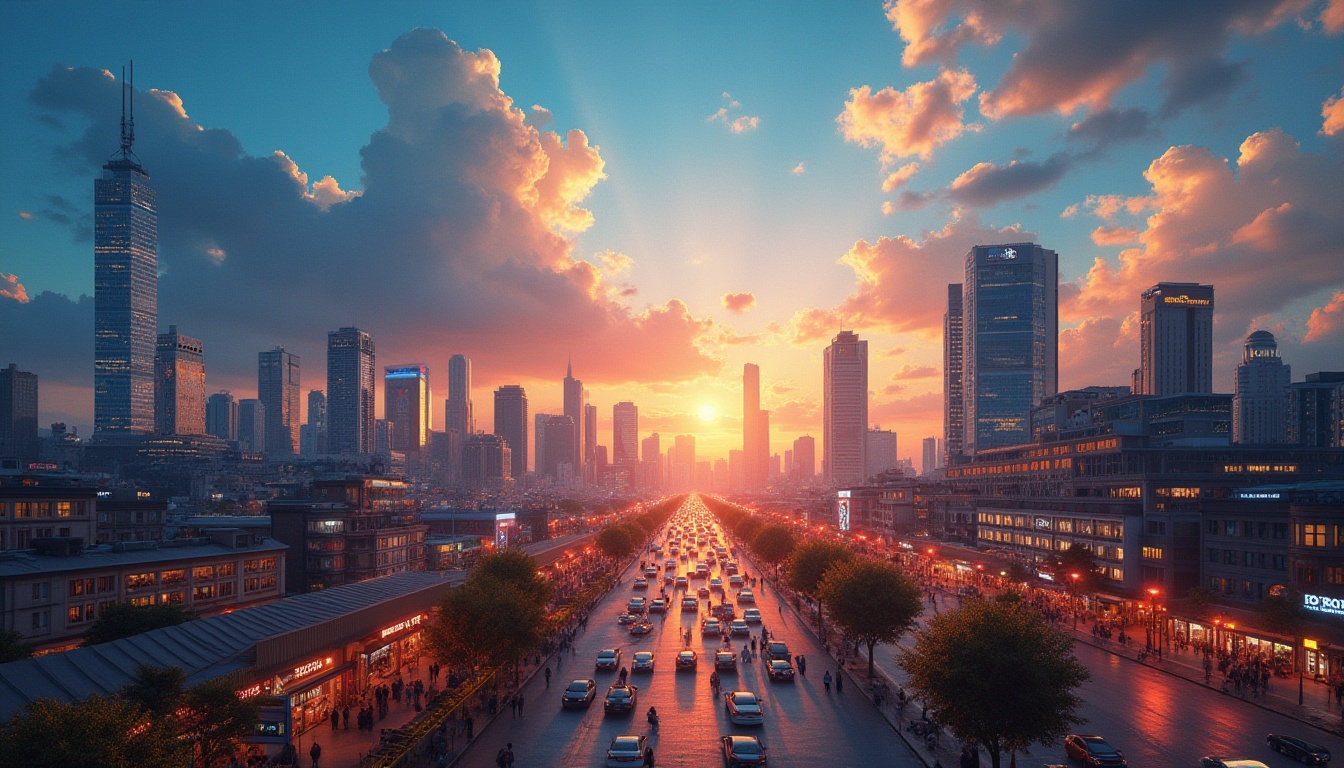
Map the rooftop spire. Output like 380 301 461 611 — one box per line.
112 61 141 166
567 357 572 378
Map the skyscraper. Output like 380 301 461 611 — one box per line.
921 436 937 476
583 402 598 484
0 364 39 466
536 414 576 480
301 389 327 455
866 427 897 479
445 354 474 437
613 401 639 467
943 283 964 463
792 435 815 479
1139 282 1214 396
1287 372 1344 448
494 385 529 479
258 347 301 456
327 327 376 455
237 399 265 453
205 391 237 442
642 432 662 487
154 326 205 436
963 243 1058 454
462 432 510 489
385 364 431 453
1233 330 1290 444
743 363 769 489
823 330 868 487
564 360 584 480
94 68 157 436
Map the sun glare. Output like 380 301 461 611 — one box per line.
698 404 717 423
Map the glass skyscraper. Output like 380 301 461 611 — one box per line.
823 330 868 486
494 385 529 479
259 347 301 456
385 364 430 452
328 328 376 455
963 243 1058 454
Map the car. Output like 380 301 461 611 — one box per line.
648 598 668 613
675 576 689 588
629 620 654 636
676 650 698 670
560 678 597 708
604 683 638 714
729 619 750 636
737 589 755 604
725 562 739 575
698 586 711 599
1200 760 1271 768
606 734 649 767
1064 735 1127 767
644 567 658 577
729 574 745 588
1266 734 1332 764
715 650 738 670
724 690 764 725
766 659 795 681
633 578 649 590
702 618 723 636
596 649 622 671
722 734 768 767
696 564 710 578
632 651 655 672
617 612 640 625
710 577 724 590
665 559 677 570
627 597 647 612
663 573 675 584
762 641 790 662
682 596 699 611
743 608 762 623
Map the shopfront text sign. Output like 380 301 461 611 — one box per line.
380 613 424 640
1304 593 1344 618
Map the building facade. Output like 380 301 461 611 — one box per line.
563 361 584 481
328 328 376 455
206 391 237 443
154 326 205 436
1139 282 1214 396
1287 373 1344 448
824 331 868 486
384 364 430 453
462 432 510 489
258 347 301 456
494 385 529 479
0 365 39 466
743 363 769 489
1233 330 1290 444
866 428 898 481
944 283 964 462
237 399 266 453
922 436 938 477
793 435 816 480
612 401 639 467
301 389 327 455
535 414 576 481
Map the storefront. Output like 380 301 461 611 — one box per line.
361 612 427 686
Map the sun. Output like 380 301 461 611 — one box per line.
698 404 717 423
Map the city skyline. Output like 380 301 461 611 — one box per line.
3 4 1344 469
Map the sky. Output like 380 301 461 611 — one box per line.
2 1 1343 472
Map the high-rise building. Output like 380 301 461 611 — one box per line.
0 364 39 465
445 353 474 436
385 364 430 453
494 385 529 479
205 391 237 442
921 436 938 476
642 432 662 487
583 401 598 484
612 401 639 467
963 243 1058 454
742 363 769 489
154 326 205 436
258 347 301 456
328 328 376 455
792 435 815 479
564 361 584 480
866 427 897 479
535 414 576 480
463 432 510 489
823 330 868 486
94 71 157 437
301 390 327 455
944 283 964 463
1287 372 1344 448
1139 282 1214 396
237 399 266 453
1233 330 1290 444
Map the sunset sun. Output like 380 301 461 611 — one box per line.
698 404 718 423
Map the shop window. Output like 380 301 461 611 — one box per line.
126 572 156 590
56 502 73 518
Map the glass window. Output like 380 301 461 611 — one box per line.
160 569 187 586
1303 524 1327 547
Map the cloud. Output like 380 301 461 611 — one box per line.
1067 107 1157 146
837 69 978 164
895 364 939 379
1323 87 1344 136
791 162 806 175
1304 291 1344 343
17 210 34 220
707 93 761 134
1 273 30 303
1059 313 1138 389
886 0 1322 120
11 30 720 400
946 153 1074 207
1090 226 1139 246
1325 0 1344 32
721 292 757 313
882 162 920 191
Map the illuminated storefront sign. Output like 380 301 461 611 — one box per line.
986 246 1018 261
1162 295 1211 305
1304 593 1344 618
380 614 424 640
236 682 264 700
287 656 333 685
837 491 851 532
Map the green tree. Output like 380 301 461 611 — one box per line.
1177 586 1218 621
1045 543 1103 594
0 629 34 663
734 516 764 546
83 602 195 646
751 523 796 577
0 694 185 768
178 677 262 768
818 558 923 677
786 539 854 598
595 524 636 559
425 577 550 684
119 664 186 717
900 599 1090 768
473 548 554 607
1259 589 1308 638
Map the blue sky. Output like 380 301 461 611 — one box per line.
3 1 1343 467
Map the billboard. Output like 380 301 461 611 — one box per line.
837 490 851 532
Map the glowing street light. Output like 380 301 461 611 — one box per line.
1070 572 1081 631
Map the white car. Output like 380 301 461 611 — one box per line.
724 690 764 726
606 734 649 767
743 607 762 623
737 589 755 604
632 651 655 673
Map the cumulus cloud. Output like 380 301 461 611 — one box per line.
707 93 761 134
1090 226 1139 246
946 153 1074 207
1304 291 1344 343
885 0 1322 120
1324 0 1344 32
895 364 939 379
9 30 719 397
837 69 978 164
1 273 30 303
1323 87 1344 136
882 162 920 191
791 162 806 175
721 292 757 313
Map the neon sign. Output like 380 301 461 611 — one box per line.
380 614 424 640
1305 593 1344 618
986 246 1018 261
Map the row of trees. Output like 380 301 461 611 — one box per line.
593 495 685 560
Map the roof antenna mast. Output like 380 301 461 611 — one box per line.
117 60 136 161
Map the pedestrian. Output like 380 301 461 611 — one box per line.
798 655 807 676
465 713 474 740
509 693 518 718
645 746 656 767
330 708 339 730
823 670 833 693
545 667 552 688
504 743 515 767
342 705 350 730
309 741 322 768
516 692 525 718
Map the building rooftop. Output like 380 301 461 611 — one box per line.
0 538 288 578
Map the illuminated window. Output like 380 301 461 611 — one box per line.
1302 524 1327 547
1142 547 1164 560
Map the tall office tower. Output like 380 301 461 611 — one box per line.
823 330 868 487
564 360 584 479
494 385 529 478
258 347 301 456
375 419 394 456
612 401 639 467
327 327 376 454
385 364 431 453
792 435 816 479
301 390 327 455
642 432 662 487
921 436 937 476
784 449 794 476
936 438 945 468
743 363 770 488
237 399 266 453
943 284 964 462
583 402 598 483
1139 282 1214 396
1287 372 1344 448
1233 330 1290 444
0 364 39 465
205 391 238 442
154 326 205 436
463 432 510 489
535 414 576 480
866 427 898 479
963 243 1058 454
94 68 157 436
445 353 474 437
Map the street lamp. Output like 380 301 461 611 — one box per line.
1070 573 1081 631
1147 588 1160 653
1301 638 1317 705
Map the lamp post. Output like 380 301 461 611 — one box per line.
1301 638 1317 706
1070 573 1081 631
1147 588 1160 653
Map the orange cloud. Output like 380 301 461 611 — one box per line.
1 273 30 303
708 93 761 134
721 292 757 313
1090 226 1139 246
882 162 921 191
1321 0 1344 33
534 129 606 233
1323 87 1344 136
792 162 806 175
886 1 1000 67
17 210 34 220
895 364 939 380
1305 291 1344 343
271 151 359 210
838 69 978 164
1058 314 1138 389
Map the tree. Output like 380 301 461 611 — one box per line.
595 524 636 559
1004 561 1033 584
0 629 34 663
473 548 554 607
751 523 796 577
1177 586 1218 621
1045 543 1103 594
1259 588 1308 639
734 516 764 546
786 539 853 598
119 664 186 717
818 558 923 677
178 677 263 768
900 599 1090 768
425 577 549 684
83 602 195 646
0 694 185 768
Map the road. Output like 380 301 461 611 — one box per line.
457 500 922 768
